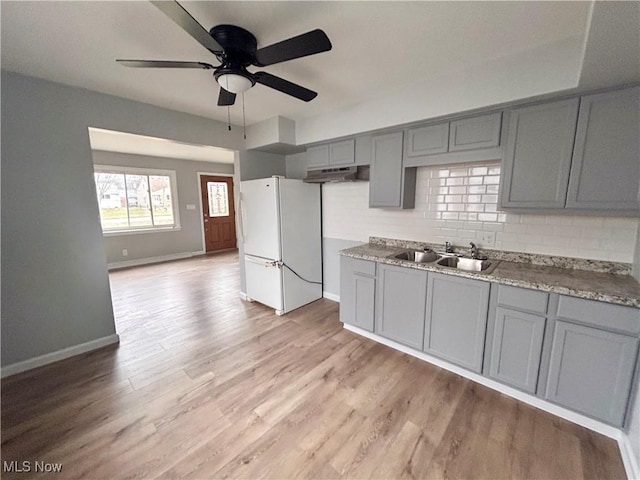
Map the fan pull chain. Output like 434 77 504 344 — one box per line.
227 106 231 131
242 92 247 140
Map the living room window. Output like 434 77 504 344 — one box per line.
94 165 180 234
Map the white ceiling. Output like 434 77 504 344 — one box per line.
2 0 605 129
3 1 639 147
88 127 235 163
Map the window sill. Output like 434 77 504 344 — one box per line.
102 226 182 237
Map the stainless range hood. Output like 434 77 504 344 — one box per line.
303 166 370 183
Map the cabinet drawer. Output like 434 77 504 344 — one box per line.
556 295 640 335
449 112 502 152
342 256 376 277
496 285 548 314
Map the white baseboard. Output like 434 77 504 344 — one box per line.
191 250 205 256
618 432 640 480
323 291 340 302
107 252 194 270
343 324 622 441
1 334 120 378
239 291 247 301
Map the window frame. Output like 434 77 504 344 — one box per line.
94 164 181 236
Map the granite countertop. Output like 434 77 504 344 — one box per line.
340 240 640 309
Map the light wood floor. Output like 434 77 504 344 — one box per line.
1 251 627 479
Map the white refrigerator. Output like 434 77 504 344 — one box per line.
240 177 322 315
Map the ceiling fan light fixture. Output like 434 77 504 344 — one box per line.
216 73 253 94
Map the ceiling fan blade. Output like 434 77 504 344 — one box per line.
151 1 223 54
254 29 332 66
117 60 215 69
218 88 236 106
253 72 317 102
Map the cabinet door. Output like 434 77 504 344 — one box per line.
340 257 376 331
566 87 640 212
545 321 639 426
375 264 427 349
329 139 355 166
406 123 449 157
488 307 545 393
307 145 330 169
369 131 405 208
449 112 502 152
500 99 579 209
424 273 490 372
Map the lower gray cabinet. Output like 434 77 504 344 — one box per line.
340 257 376 332
424 273 490 372
545 320 639 426
487 307 546 393
375 264 427 349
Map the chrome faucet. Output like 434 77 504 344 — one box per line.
444 241 454 254
470 242 478 259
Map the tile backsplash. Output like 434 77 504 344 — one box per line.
322 160 639 263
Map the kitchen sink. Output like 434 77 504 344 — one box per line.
436 255 500 274
394 249 439 263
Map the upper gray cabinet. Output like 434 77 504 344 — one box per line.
329 140 356 166
406 124 449 157
306 139 355 169
449 112 502 152
307 144 330 169
500 99 579 209
375 263 427 350
500 86 640 214
566 87 640 212
424 273 490 373
369 131 416 209
404 112 503 167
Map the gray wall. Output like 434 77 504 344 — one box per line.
625 357 640 474
285 152 307 180
634 222 640 282
239 150 286 181
92 150 234 265
1 71 244 368
283 150 363 300
322 238 364 298
235 150 286 293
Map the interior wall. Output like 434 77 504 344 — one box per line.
634 222 640 282
285 152 307 180
91 150 234 265
1 71 244 368
624 358 640 475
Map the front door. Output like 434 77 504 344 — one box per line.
200 175 236 252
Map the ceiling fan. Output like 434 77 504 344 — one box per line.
117 0 332 107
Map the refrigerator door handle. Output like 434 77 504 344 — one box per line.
239 194 247 241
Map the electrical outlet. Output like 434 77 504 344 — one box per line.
122 249 128 257
476 231 496 247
